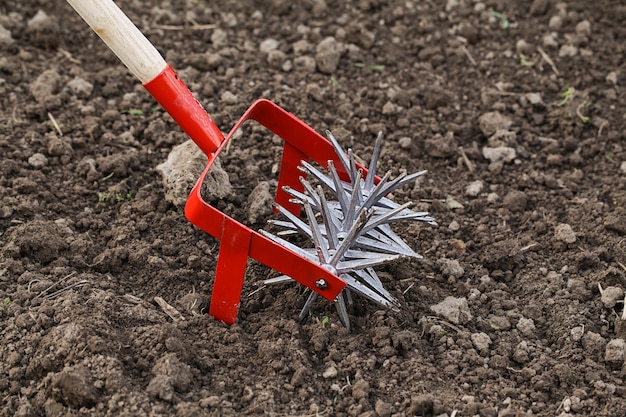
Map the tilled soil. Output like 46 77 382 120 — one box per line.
1 0 626 416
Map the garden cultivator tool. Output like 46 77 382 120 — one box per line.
67 0 435 328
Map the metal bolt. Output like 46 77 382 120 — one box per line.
315 279 328 290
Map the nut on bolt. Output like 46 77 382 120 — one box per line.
315 279 328 290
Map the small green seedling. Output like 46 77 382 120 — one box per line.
127 108 144 116
519 53 534 67
576 101 591 123
558 86 575 107
98 192 133 202
354 62 385 71
330 76 339 86
321 315 330 328
491 11 510 29
3 298 10 307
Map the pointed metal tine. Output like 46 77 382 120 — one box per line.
258 229 318 262
335 292 351 330
340 272 396 307
345 288 353 306
298 291 318 322
362 202 413 234
344 170 363 229
336 254 400 273
362 170 392 210
373 170 427 200
317 186 339 250
274 204 312 237
300 160 336 191
347 148 359 184
330 208 372 266
298 177 322 209
326 131 352 178
328 160 350 216
264 275 294 285
283 185 318 209
303 199 330 263
364 131 383 190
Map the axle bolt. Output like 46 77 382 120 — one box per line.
315 279 328 290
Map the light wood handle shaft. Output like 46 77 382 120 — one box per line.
66 0 166 83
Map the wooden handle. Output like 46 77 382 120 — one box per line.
66 0 166 83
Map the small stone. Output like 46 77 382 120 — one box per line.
529 0 549 16
315 37 341 74
487 315 511 331
30 69 61 103
220 90 238 105
425 131 456 158
374 399 392 417
525 92 545 107
555 223 576 243
601 286 624 309
548 15 563 30
503 190 528 212
398 137 411 149
559 44 578 58
515 39 532 54
322 366 337 379
156 140 231 207
571 326 584 342
210 28 227 47
267 49 287 69
606 71 618 86
436 258 464 279
247 181 274 224
582 331 606 357
0 24 13 46
516 317 536 337
575 20 591 37
512 341 530 364
430 296 472 325
470 332 492 353
28 153 48 168
482 146 516 163
382 101 396 115
543 32 559 48
478 111 512 137
351 379 370 400
448 220 460 232
465 180 484 197
66 77 93 98
294 56 317 73
26 9 59 49
605 339 626 365
259 38 279 54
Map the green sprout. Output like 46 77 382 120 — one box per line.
491 11 510 29
3 298 10 307
558 86 575 107
519 53 534 67
576 101 591 123
330 76 339 86
127 108 144 116
354 62 386 71
321 316 330 328
97 192 133 203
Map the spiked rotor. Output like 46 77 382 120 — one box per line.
261 132 436 329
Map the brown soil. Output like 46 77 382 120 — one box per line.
2 0 626 416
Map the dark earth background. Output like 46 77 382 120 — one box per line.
2 0 626 416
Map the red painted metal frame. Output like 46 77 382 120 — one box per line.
144 64 363 325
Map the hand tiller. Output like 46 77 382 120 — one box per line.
66 0 435 329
